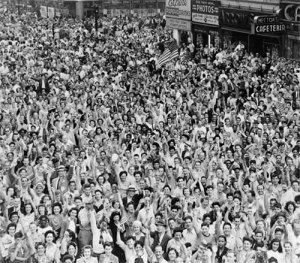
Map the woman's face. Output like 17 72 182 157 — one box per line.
98 176 104 184
43 195 50 204
201 226 209 236
7 188 14 196
288 204 294 212
218 237 226 248
65 231 72 242
100 221 107 230
45 233 54 243
174 232 182 240
243 241 251 251
25 204 32 214
113 201 120 209
29 223 36 233
37 245 45 256
133 225 140 234
168 250 177 261
38 206 46 215
104 199 110 209
120 174 126 182
68 245 76 255
272 241 279 251
135 244 143 254
284 243 292 253
83 248 91 258
53 206 60 215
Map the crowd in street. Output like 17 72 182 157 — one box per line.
0 9 300 263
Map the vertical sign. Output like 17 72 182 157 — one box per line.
40 5 47 18
48 7 55 18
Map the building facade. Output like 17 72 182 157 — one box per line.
63 0 165 19
166 0 300 59
165 0 192 44
280 0 300 60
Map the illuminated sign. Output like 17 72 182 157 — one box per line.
254 16 279 24
283 4 300 22
254 23 286 33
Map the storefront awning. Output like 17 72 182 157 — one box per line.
221 26 250 34
255 33 281 39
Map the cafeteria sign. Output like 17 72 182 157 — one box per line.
192 0 220 26
252 15 286 34
165 0 191 21
254 24 286 34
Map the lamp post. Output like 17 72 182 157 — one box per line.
94 4 98 32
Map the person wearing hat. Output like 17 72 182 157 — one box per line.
149 219 171 254
122 185 139 209
31 181 45 206
51 165 69 194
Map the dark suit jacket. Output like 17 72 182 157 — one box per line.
215 247 229 263
150 231 171 253
7 207 16 218
32 74 54 94
122 194 141 209
292 90 300 104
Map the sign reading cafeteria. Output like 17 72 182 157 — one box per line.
165 0 191 20
192 0 220 26
254 23 286 33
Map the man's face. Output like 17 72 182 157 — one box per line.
69 182 76 191
154 247 163 259
105 245 112 254
40 218 47 227
11 215 18 223
234 218 241 226
14 198 20 207
84 187 91 195
257 185 264 195
275 231 282 240
255 233 263 241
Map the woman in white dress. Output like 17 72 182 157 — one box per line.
44 230 60 263
282 241 298 263
267 238 284 262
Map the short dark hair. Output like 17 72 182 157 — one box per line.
103 242 112 248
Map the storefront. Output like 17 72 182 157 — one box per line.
280 1 300 60
63 0 98 18
165 0 192 44
191 0 220 54
219 8 282 56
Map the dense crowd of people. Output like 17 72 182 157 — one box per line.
0 8 300 263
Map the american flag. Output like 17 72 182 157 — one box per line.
157 40 179 68
119 215 128 232
275 101 285 113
